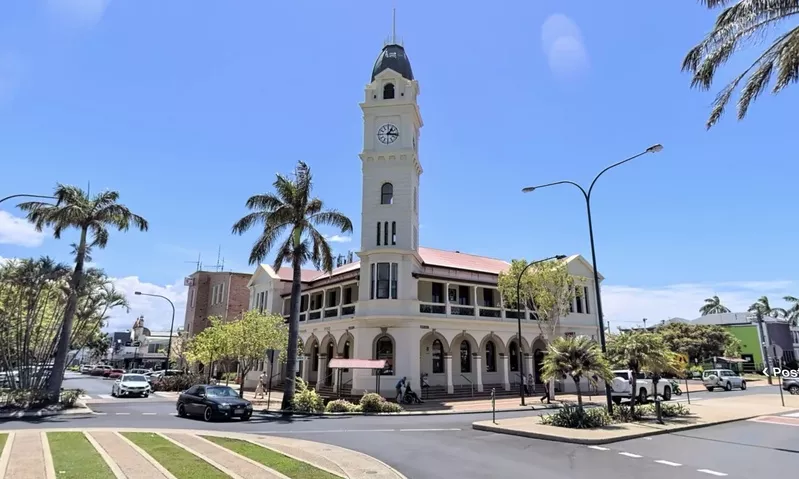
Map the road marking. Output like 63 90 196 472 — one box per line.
784 412 799 417
115 413 130 416
697 469 727 476
92 412 107 415
618 452 642 458
655 460 682 466
398 428 461 432
142 412 157 415
587 446 610 451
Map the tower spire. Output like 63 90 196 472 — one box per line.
391 7 396 44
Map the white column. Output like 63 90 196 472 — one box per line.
301 354 310 382
332 356 339 393
473 286 479 318
501 354 510 391
315 354 326 391
474 355 484 392
524 354 534 389
445 282 451 315
445 355 454 394
338 285 343 316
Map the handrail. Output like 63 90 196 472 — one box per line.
460 374 474 397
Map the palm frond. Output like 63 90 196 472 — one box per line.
308 227 334 273
310 210 354 233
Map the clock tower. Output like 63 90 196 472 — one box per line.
357 37 423 307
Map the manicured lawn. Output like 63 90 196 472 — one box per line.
0 433 7 452
122 432 227 479
202 436 340 479
47 432 112 479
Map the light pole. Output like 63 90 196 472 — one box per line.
515 255 567 406
135 292 176 371
0 194 55 205
522 143 663 411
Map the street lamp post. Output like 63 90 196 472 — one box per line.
135 292 176 371
515 255 567 406
0 194 56 205
522 144 663 412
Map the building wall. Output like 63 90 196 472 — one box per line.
765 322 795 363
724 324 763 364
183 271 250 337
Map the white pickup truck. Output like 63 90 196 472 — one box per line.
610 370 673 404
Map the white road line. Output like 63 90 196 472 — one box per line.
587 446 610 451
142 412 157 415
257 429 397 434
697 469 728 476
92 412 107 415
618 452 642 458
783 412 799 417
655 460 682 466
115 413 130 416
398 428 461 432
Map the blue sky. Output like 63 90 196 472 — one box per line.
0 1 796 331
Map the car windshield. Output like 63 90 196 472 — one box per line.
122 375 147 382
206 387 238 397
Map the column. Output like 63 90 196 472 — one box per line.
315 354 326 391
473 286 479 318
473 355 484 392
332 356 339 393
524 353 534 390
445 282 451 315
338 285 343 316
444 355 454 394
301 354 310 382
501 354 510 391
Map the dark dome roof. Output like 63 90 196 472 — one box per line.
371 44 414 82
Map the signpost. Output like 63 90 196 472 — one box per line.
763 344 785 407
491 388 496 424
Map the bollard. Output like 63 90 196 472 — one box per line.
491 388 496 424
684 376 691 405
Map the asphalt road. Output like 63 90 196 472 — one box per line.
5 373 793 479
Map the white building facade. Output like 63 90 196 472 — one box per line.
245 40 604 398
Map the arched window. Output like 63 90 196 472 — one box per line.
375 335 394 375
311 343 319 372
383 83 395 99
381 183 393 204
432 339 444 373
460 341 471 373
485 341 497 372
509 341 519 372
342 340 351 373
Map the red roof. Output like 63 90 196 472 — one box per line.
328 359 387 369
418 247 510 274
276 267 322 282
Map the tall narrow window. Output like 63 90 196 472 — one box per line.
376 263 390 299
381 183 393 204
384 221 389 245
483 288 494 307
432 283 443 303
583 286 590 314
391 221 397 245
460 341 471 373
509 341 519 372
376 222 381 246
390 262 398 299
370 264 375 299
485 341 497 372
383 83 395 99
576 290 584 313
375 336 394 375
432 339 443 373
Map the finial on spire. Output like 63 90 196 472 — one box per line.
392 7 396 44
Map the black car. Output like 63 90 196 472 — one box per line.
176 384 253 421
784 377 799 395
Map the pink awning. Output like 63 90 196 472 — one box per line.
328 359 387 370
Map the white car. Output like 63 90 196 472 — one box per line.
611 370 673 403
111 374 151 398
702 369 747 391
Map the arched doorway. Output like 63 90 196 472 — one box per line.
325 342 335 386
508 341 519 374
534 348 545 384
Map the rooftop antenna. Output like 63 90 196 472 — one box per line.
392 7 396 44
206 245 225 272
185 253 202 272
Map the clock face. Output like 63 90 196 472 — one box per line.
377 123 399 145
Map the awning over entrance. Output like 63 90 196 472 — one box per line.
328 359 387 370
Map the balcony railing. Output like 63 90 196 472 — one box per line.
479 306 501 318
450 305 475 316
420 302 446 314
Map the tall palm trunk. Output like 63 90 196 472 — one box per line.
281 249 304 410
47 227 88 400
573 377 583 410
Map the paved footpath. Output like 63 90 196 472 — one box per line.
0 428 405 479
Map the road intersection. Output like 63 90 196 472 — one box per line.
3 372 796 478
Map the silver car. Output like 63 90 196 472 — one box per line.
703 369 747 391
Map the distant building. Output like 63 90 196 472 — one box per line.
109 316 181 370
182 271 251 337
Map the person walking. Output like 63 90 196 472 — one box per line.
396 376 407 403
540 380 551 404
522 373 529 396
254 372 266 399
527 373 535 397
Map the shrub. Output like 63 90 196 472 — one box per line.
611 404 651 422
379 401 403 413
540 405 612 429
0 389 50 409
659 402 690 418
59 389 84 408
151 373 203 392
325 399 358 413
359 392 386 413
291 377 324 413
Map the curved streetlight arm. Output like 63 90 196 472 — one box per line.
522 181 587 199
0 194 56 205
587 149 651 198
134 291 177 371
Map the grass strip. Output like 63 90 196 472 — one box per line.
0 433 6 452
122 432 227 479
47 432 112 479
202 436 340 479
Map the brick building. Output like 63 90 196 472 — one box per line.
182 271 251 336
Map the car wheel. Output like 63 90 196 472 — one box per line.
111 389 116 398
143 393 149 398
706 387 714 392
203 406 213 422
740 381 747 390
177 403 187 417
241 413 251 421
663 386 672 401
639 388 648 404
789 385 799 395
612 397 622 405
725 381 732 391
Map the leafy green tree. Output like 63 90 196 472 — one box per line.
231 161 352 410
18 185 148 399
185 317 233 379
228 310 289 397
784 295 799 325
683 0 799 128
655 322 740 362
540 335 612 410
607 331 676 414
748 295 786 318
699 295 730 315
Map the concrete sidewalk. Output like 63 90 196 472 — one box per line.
0 428 406 479
473 393 799 445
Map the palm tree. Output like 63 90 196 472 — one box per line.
700 295 731 316
18 184 148 399
748 296 786 319
607 331 676 414
540 335 612 410
783 296 799 325
231 161 353 410
682 0 799 128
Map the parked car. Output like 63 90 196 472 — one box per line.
702 369 747 391
107 369 126 379
80 365 94 374
176 384 252 422
783 377 799 395
610 370 673 404
128 368 151 375
112 374 151 398
91 365 112 376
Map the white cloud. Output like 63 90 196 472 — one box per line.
46 0 110 28
0 211 45 247
602 280 798 329
106 276 187 333
541 14 589 78
325 235 352 243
